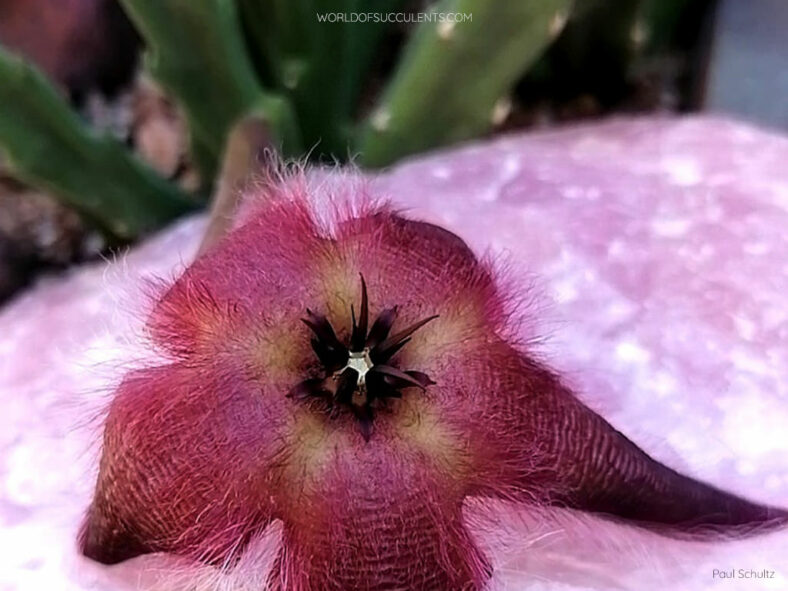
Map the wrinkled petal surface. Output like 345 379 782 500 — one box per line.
81 362 289 565
268 399 489 590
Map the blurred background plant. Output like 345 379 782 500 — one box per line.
0 0 726 300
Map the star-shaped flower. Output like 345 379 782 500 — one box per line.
80 173 787 590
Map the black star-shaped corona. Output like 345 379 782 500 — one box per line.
290 275 437 441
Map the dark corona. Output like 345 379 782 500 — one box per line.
290 275 437 440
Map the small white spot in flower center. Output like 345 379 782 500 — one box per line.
344 349 374 387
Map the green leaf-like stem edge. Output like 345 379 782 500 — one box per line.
120 0 302 182
0 46 195 240
358 0 574 167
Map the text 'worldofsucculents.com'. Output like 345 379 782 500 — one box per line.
316 12 473 24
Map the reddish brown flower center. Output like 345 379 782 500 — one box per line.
289 275 437 441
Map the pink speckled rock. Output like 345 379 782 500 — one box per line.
0 116 786 590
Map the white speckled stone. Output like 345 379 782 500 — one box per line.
0 116 786 590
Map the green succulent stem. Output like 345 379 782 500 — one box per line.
120 0 302 182
0 47 195 241
240 0 405 159
358 0 574 167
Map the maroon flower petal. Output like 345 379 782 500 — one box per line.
80 363 287 565
268 434 490 590
332 213 499 331
148 195 329 358
457 340 788 537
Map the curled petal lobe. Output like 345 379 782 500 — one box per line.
451 339 788 536
80 362 286 565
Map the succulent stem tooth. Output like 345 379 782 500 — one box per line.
550 10 569 38
437 20 456 40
